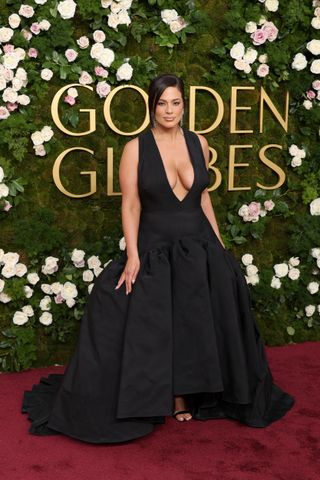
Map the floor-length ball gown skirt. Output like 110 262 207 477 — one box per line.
21 128 295 443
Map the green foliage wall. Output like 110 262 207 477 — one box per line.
0 0 319 371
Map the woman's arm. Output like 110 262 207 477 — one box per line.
196 133 226 249
118 138 141 258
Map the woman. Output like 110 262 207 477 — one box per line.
22 73 295 443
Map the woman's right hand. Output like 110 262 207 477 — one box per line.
115 254 140 295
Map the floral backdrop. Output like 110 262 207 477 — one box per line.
0 0 319 371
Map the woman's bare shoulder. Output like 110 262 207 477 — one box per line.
194 132 209 149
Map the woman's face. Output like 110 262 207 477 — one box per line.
153 86 184 128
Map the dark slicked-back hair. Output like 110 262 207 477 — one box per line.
148 73 185 127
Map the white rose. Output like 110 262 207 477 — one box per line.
57 0 77 20
303 99 313 110
15 263 27 277
15 48 26 61
238 204 249 217
161 9 179 24
15 67 27 81
83 269 94 282
288 144 300 156
246 273 259 285
41 68 53 81
311 248 320 258
307 39 320 55
310 59 320 74
90 42 105 59
51 282 62 294
98 48 115 67
93 30 106 43
71 248 85 263
311 16 320 29
0 106 9 119
87 255 101 269
265 0 279 12
0 279 4 293
0 27 14 42
246 264 258 276
60 281 78 300
8 14 21 29
41 283 52 294
270 275 281 289
291 53 307 71
288 267 300 280
230 41 245 60
31 131 44 146
0 183 9 199
245 21 257 33
241 253 253 265
88 283 94 294
274 263 289 277
0 76 6 91
310 198 320 215
13 311 29 325
3 252 19 265
116 62 133 81
243 47 258 64
39 311 53 325
41 256 59 275
24 285 34 298
307 281 319 294
289 256 300 267
107 12 120 29
18 5 35 18
77 36 90 49
2 87 18 103
94 266 103 277
101 0 112 7
39 19 51 30
35 0 48 5
1 263 16 278
66 297 76 308
305 304 316 317
41 125 54 141
0 166 4 182
118 9 131 26
79 71 93 85
22 305 34 317
2 52 20 70
40 295 51 311
258 53 268 63
0 291 12 302
17 94 30 105
67 87 78 98
27 272 40 285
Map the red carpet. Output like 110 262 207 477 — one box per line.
1 341 319 480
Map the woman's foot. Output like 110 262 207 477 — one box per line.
173 395 192 421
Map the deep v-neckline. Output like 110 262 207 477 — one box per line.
149 127 195 203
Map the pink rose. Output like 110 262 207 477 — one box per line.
64 94 76 105
96 81 111 98
264 199 275 211
3 200 12 211
54 293 64 304
28 47 38 58
95 66 109 77
248 201 261 217
7 102 18 112
65 48 78 62
312 79 320 91
250 28 268 45
257 63 269 77
3 44 15 53
306 90 316 100
30 22 41 35
261 21 278 42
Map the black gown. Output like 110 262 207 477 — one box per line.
21 127 295 443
